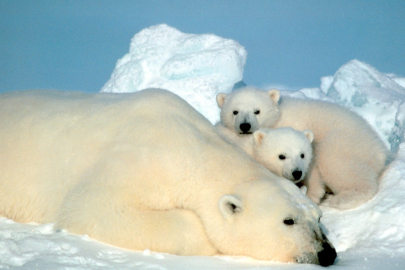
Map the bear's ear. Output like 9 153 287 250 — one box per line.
253 130 266 146
268 89 280 103
303 130 314 143
216 93 227 108
218 194 244 220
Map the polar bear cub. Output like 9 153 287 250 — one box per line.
252 128 314 184
216 126 314 184
216 89 280 135
215 87 388 210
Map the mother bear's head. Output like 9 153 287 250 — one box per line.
208 178 336 266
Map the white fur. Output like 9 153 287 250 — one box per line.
253 128 314 184
216 88 280 135
0 89 336 265
216 87 388 210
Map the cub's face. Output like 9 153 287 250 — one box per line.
253 128 314 183
216 179 336 266
216 88 280 135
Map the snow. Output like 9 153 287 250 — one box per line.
2 25 405 269
101 24 246 124
317 59 405 152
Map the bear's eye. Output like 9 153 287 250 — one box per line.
233 110 238 115
301 153 305 159
279 154 286 160
284 218 295 226
254 110 260 115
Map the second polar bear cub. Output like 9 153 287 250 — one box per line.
252 128 314 184
216 86 388 210
219 126 314 184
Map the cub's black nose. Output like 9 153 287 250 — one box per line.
292 170 302 180
239 123 251 133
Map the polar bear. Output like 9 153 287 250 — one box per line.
216 87 388 210
0 89 336 265
216 89 280 135
252 128 314 184
216 127 314 184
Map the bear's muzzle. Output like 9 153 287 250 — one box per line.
295 232 337 266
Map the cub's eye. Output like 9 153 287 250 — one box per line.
279 154 286 160
301 153 305 159
284 218 295 225
254 110 260 115
233 110 238 115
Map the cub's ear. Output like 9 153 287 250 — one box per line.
268 89 280 103
253 129 266 146
218 194 244 220
303 130 314 143
216 93 227 108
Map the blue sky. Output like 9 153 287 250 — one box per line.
1 0 404 93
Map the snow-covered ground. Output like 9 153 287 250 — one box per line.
2 25 405 269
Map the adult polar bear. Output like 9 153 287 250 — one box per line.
0 89 336 266
216 87 388 210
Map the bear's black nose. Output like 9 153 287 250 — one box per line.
292 170 302 180
239 123 251 133
317 240 337 266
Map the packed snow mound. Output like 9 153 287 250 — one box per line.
297 59 405 155
101 24 246 123
321 59 405 104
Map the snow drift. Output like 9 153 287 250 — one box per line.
1 24 405 269
101 24 246 123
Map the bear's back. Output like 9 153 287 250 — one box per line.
0 89 217 222
276 96 388 172
277 97 382 141
0 89 268 223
